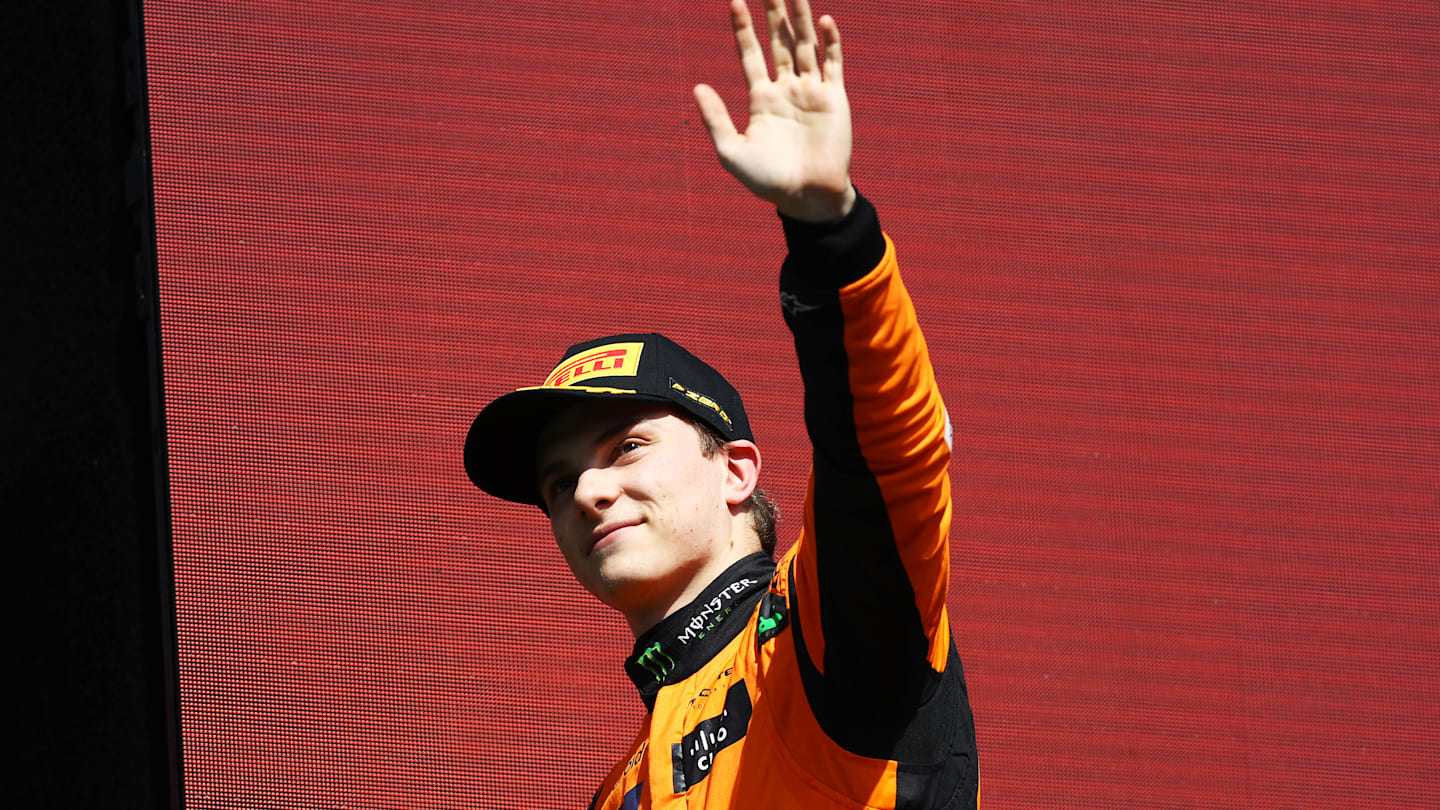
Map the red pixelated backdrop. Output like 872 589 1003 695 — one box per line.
143 0 1437 806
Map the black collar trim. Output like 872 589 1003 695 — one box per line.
624 552 775 711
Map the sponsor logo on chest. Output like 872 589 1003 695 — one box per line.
670 680 753 794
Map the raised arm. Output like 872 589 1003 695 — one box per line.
693 0 857 223
696 0 958 734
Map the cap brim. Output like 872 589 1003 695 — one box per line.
463 385 671 507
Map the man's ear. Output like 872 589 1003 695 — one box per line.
720 440 761 507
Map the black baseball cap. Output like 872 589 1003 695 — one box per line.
464 333 753 507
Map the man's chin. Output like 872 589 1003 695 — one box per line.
585 556 672 607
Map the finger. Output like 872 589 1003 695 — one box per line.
790 0 820 76
764 0 796 77
693 84 740 148
730 0 770 86
818 13 843 85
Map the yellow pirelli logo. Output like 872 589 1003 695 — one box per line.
543 342 645 387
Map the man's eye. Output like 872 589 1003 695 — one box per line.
607 440 641 464
545 477 575 501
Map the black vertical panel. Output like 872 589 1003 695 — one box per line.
8 0 180 806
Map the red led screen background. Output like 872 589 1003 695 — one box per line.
143 1 1438 807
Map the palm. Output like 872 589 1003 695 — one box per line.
731 72 851 201
694 0 856 222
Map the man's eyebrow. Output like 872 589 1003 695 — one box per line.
536 415 650 485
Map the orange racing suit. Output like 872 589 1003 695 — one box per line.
590 194 979 809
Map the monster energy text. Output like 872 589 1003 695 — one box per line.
674 577 757 646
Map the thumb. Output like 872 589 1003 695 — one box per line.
693 84 740 151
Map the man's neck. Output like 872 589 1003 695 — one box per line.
623 542 760 638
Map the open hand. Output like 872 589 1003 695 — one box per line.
694 0 857 222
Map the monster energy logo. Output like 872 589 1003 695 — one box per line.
636 643 676 682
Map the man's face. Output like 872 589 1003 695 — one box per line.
535 399 738 617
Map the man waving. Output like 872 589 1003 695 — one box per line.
464 1 979 805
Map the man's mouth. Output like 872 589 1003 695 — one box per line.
589 520 640 553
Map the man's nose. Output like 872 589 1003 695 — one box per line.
572 466 620 514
